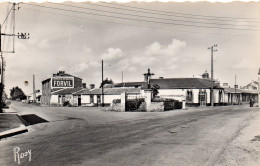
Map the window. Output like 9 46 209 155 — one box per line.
90 95 94 103
186 90 193 103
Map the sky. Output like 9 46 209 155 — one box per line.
0 1 260 96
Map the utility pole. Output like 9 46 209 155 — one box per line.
0 24 2 113
0 3 29 112
101 60 104 107
122 70 123 83
235 75 237 104
33 74 36 102
208 45 217 107
258 68 260 107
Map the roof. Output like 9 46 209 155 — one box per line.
74 87 141 95
114 82 146 88
51 88 83 95
224 87 242 94
239 89 258 94
42 72 82 83
54 73 82 80
148 78 223 89
105 88 141 95
42 78 51 84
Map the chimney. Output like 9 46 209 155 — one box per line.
90 84 95 89
82 83 86 88
57 71 65 76
223 83 228 87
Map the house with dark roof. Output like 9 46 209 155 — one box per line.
145 77 224 106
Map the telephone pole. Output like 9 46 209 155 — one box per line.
258 68 260 107
208 45 217 107
235 75 237 104
101 60 104 107
33 74 36 102
0 3 29 112
122 70 123 83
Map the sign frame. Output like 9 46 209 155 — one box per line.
51 76 74 89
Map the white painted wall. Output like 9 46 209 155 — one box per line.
206 89 211 104
81 95 90 104
104 95 121 104
50 95 59 105
158 89 186 101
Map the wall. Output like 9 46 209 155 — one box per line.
74 77 83 88
50 95 59 105
104 95 121 104
81 95 90 104
41 80 52 105
157 89 186 101
108 103 122 112
147 102 164 112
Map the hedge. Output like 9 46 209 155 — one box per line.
126 98 145 111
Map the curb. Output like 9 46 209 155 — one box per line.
0 125 28 140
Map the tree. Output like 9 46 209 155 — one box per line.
100 78 114 88
10 86 27 100
151 84 160 97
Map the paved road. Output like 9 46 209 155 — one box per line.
0 101 260 166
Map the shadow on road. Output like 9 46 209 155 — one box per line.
19 114 49 126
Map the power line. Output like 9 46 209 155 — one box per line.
21 7 248 37
1 4 14 26
47 2 260 28
20 3 260 32
100 1 260 22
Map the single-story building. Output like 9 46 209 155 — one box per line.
73 87 141 106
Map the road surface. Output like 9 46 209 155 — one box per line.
0 101 260 166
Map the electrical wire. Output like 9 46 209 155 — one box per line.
1 4 14 26
100 1 260 21
91 1 260 23
21 7 248 37
47 2 260 28
20 3 260 32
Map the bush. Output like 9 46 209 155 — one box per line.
164 101 174 111
174 101 183 109
152 98 176 102
126 98 145 111
152 98 182 110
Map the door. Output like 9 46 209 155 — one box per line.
97 95 101 107
199 90 207 106
78 96 81 106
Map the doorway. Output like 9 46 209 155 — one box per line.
199 90 207 106
78 96 81 106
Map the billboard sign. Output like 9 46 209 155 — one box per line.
51 77 74 88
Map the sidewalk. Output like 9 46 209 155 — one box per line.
0 111 28 140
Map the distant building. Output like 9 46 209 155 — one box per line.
103 69 224 107
241 80 258 91
240 80 258 103
41 71 84 105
